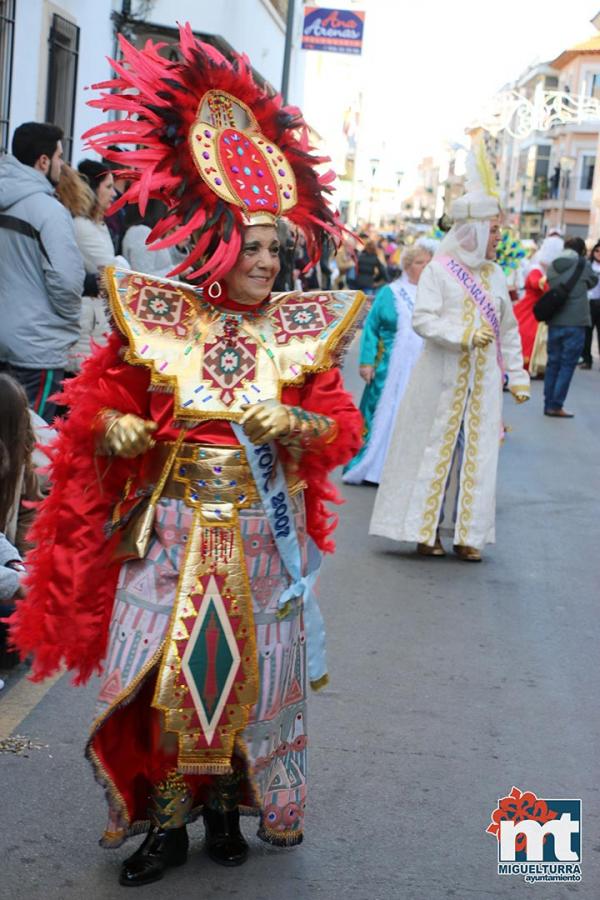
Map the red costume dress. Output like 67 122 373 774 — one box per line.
9 24 366 870
513 267 546 370
11 271 363 847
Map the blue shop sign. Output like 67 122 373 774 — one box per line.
301 7 365 55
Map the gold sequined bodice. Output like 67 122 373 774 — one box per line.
105 267 364 423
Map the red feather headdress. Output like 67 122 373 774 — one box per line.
84 22 344 283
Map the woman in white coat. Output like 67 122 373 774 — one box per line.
370 145 530 561
121 199 186 278
68 160 129 372
343 240 435 485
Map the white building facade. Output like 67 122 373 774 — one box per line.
1 0 304 163
494 63 559 241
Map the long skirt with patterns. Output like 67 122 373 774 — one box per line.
87 493 308 849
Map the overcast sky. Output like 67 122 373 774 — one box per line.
301 0 600 189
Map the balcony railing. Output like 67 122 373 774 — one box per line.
538 183 593 209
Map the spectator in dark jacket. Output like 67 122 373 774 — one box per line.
580 239 600 368
355 239 388 296
272 218 296 292
294 231 320 290
0 530 25 684
544 236 598 417
103 147 131 255
0 122 84 422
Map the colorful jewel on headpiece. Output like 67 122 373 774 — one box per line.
84 23 344 284
189 92 297 220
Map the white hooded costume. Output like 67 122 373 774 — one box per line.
369 143 530 550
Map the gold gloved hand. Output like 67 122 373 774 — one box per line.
239 402 292 445
472 325 495 348
99 411 158 458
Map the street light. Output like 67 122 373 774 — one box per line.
518 180 527 232
559 155 576 232
394 170 404 229
281 0 296 102
368 156 379 226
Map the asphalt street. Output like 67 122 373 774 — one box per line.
1 349 599 900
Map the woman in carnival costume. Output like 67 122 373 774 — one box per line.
370 141 529 562
343 238 436 485
513 233 564 375
10 25 364 886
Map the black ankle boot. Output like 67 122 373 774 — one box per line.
119 825 189 886
120 770 193 886
203 807 248 866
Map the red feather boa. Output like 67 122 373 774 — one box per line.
9 336 140 682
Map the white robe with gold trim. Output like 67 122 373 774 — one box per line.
369 259 529 550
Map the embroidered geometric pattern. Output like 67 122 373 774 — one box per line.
108 269 364 417
92 494 308 847
181 576 241 746
271 296 336 345
95 501 191 719
240 497 307 846
154 521 259 773
202 334 257 406
150 770 193 830
281 406 337 449
125 277 194 337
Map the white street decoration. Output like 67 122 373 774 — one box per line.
473 86 600 138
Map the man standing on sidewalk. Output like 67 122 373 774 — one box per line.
0 122 84 422
579 239 600 370
544 236 597 418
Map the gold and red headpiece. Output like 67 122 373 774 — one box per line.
189 91 297 222
84 23 343 283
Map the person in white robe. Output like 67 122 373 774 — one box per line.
343 239 436 485
370 143 530 561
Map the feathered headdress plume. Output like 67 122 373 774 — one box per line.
464 136 499 199
84 23 344 283
450 135 501 221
